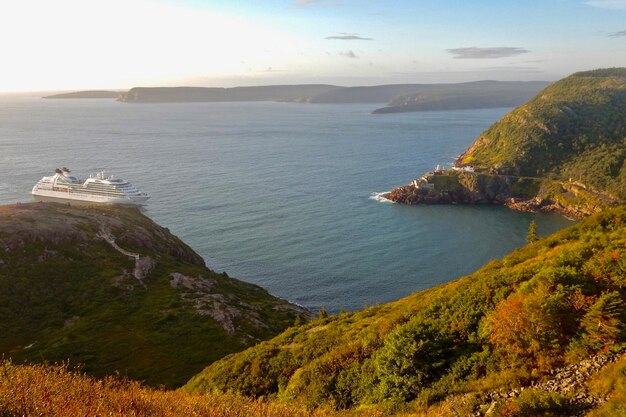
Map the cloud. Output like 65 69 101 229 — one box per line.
325 33 372 40
340 50 358 58
608 30 626 37
294 0 322 6
478 66 541 72
447 47 530 59
585 0 626 10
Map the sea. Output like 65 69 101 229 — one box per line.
0 97 573 312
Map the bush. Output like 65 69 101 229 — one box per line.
493 390 573 417
374 323 450 402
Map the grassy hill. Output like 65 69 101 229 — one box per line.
0 202 308 388
186 207 626 415
1 208 625 416
456 68 626 200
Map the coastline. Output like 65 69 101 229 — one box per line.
383 170 617 220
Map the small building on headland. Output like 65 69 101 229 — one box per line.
411 179 434 190
412 164 448 190
452 165 475 173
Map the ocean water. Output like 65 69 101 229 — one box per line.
0 98 573 312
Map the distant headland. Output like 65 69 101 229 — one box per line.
42 81 550 114
43 90 122 99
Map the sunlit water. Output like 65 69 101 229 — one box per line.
0 98 573 311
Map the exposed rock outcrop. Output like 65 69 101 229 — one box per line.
385 170 617 219
472 350 626 416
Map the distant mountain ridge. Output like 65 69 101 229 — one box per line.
109 81 550 112
117 85 339 103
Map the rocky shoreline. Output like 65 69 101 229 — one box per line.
503 197 588 220
383 171 611 220
385 185 588 219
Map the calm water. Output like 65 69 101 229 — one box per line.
0 98 572 312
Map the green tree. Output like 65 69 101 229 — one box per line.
527 220 539 243
581 291 625 351
374 323 448 402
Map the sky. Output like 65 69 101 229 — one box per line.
1 0 625 92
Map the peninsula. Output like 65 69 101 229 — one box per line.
385 68 626 218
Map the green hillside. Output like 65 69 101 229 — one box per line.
457 68 626 200
187 207 626 415
0 203 308 388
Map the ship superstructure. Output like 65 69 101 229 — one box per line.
32 168 150 206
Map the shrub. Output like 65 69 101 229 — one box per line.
493 390 572 417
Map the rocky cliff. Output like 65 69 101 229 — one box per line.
384 170 617 218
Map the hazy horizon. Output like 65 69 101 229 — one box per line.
2 0 626 93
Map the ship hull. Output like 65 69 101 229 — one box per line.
32 189 150 206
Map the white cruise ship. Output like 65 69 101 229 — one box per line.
32 168 150 206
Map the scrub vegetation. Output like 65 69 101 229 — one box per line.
187 208 626 414
0 203 307 388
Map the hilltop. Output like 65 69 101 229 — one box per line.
457 68 626 198
0 202 308 388
186 207 626 415
387 69 626 216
